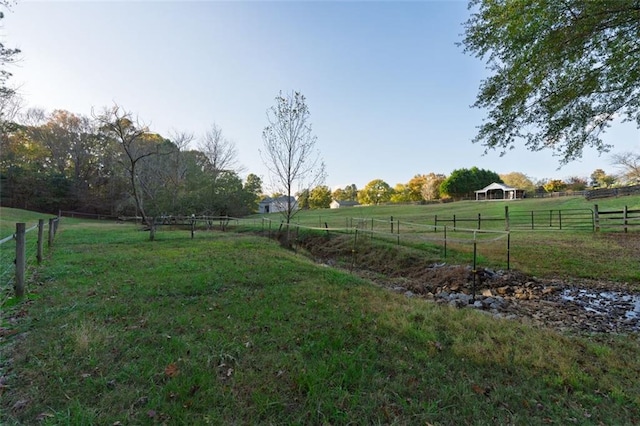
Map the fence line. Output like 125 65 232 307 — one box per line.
594 204 640 232
256 218 512 270
586 184 640 200
1 217 60 299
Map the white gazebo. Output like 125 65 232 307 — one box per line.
475 182 524 200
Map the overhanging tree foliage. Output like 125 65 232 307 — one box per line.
0 2 21 131
461 0 640 163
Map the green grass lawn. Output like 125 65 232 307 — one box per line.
1 216 639 425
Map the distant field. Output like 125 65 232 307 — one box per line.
255 196 640 283
281 195 640 230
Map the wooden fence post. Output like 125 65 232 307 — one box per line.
478 213 481 230
624 205 628 233
594 204 600 232
15 223 26 298
37 219 44 264
48 218 55 247
390 216 394 234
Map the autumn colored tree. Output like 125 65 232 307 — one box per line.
406 174 428 202
499 172 536 194
543 179 567 193
390 183 411 203
332 184 358 201
358 179 393 205
309 185 332 209
421 173 446 201
565 176 588 191
590 169 616 188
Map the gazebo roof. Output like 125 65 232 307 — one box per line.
475 182 517 193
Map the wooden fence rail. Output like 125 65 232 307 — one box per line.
594 204 640 232
1 217 59 298
430 207 596 231
586 184 640 200
430 205 640 232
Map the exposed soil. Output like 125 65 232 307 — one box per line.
294 233 640 334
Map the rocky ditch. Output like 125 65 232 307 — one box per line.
297 233 639 334
375 264 640 334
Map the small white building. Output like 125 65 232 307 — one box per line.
475 182 525 200
329 200 360 209
258 196 298 214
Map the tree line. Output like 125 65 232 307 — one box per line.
304 163 637 209
1 107 262 219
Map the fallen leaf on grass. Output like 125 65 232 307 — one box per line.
12 399 28 411
471 384 491 396
132 396 148 408
35 412 54 421
164 363 179 378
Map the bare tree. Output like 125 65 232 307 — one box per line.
96 105 172 239
198 123 245 214
0 87 20 131
611 151 640 185
261 91 325 226
199 124 243 177
164 130 194 212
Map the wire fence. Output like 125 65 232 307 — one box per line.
254 217 511 272
1 218 59 303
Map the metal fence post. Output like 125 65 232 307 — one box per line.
505 205 510 231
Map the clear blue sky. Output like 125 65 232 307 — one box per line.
3 0 639 191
